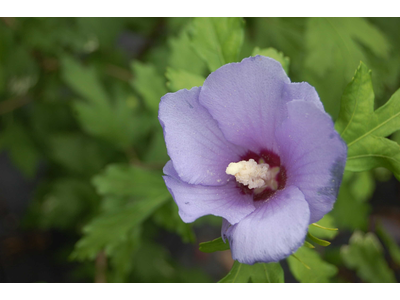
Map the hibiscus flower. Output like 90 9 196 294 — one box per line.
159 56 347 264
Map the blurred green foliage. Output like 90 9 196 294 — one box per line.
1 17 400 283
341 231 396 283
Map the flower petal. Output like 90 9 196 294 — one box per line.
221 218 231 242
225 185 310 264
199 56 290 153
275 100 347 223
283 82 324 112
159 87 246 186
163 161 255 224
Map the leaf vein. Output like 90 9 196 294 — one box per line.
348 111 400 147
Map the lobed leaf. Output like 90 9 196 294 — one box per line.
61 56 141 149
61 56 108 104
341 231 396 283
335 62 400 179
287 246 337 283
219 261 284 283
92 164 167 199
189 17 245 72
71 193 169 261
130 61 167 114
167 25 206 75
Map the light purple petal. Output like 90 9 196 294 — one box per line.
275 100 347 223
159 87 246 186
163 160 180 178
199 56 290 153
163 161 255 224
226 185 310 264
283 82 324 112
221 218 231 242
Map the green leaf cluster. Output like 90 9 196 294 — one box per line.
341 231 396 283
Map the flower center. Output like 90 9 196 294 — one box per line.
227 149 287 202
226 159 280 191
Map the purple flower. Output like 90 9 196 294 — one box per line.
159 56 347 265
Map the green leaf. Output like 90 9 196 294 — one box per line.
0 121 39 178
167 26 206 75
304 17 390 119
348 170 376 202
61 56 140 149
74 164 171 260
341 231 396 283
165 68 205 92
108 227 141 282
71 193 169 261
219 261 284 283
331 171 371 231
61 56 108 104
189 17 245 72
335 62 400 179
49 133 109 175
76 17 125 50
199 237 230 253
130 61 167 114
287 246 338 283
92 164 168 199
251 47 290 74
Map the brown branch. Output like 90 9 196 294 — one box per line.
95 251 107 283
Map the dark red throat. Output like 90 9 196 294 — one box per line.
237 149 287 201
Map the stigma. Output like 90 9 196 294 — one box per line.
226 159 280 190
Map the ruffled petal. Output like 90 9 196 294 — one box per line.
226 185 310 264
163 161 255 224
199 56 290 153
275 100 347 223
283 82 324 112
159 87 246 186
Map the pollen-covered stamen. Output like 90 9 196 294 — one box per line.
226 159 280 190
